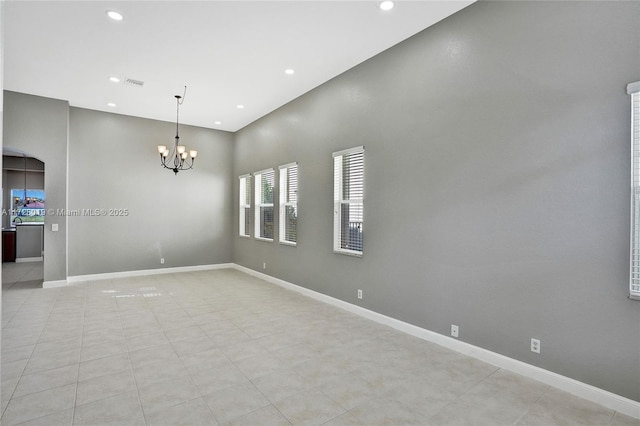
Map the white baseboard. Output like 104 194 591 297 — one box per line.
231 264 640 419
66 263 234 284
42 279 67 288
16 257 44 263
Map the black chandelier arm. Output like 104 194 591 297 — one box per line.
159 154 195 173
159 157 186 168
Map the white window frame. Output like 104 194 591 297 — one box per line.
279 162 298 246
333 146 364 256
628 81 640 300
254 168 275 242
239 174 251 238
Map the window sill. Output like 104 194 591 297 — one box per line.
333 249 363 258
255 237 273 243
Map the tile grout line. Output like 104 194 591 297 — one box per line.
141 277 205 424
1 382 76 426
70 286 88 426
177 273 254 425
1 281 57 423
512 382 551 425
172 273 280 424
1 277 35 327
73 279 144 425
120 279 150 426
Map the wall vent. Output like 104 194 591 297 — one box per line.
124 78 144 87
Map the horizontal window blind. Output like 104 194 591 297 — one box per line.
629 81 640 300
333 147 364 255
279 163 298 245
255 169 275 241
239 174 251 237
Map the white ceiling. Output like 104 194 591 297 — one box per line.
4 1 473 132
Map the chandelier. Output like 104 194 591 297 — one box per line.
157 87 197 174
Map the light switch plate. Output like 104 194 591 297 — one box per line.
51 224 59 232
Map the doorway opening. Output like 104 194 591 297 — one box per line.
2 150 45 288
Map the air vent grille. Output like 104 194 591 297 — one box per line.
124 78 144 87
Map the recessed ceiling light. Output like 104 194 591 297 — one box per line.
236 105 244 109
214 121 222 125
109 77 120 83
107 102 116 107
106 10 124 21
284 69 295 75
379 1 394 11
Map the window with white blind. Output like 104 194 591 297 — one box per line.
279 163 298 245
628 81 640 300
239 174 251 237
254 168 275 241
333 146 364 256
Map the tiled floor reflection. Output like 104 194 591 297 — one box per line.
1 262 638 425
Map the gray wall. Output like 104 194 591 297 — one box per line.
232 1 640 401
3 91 68 282
2 94 233 279
68 108 233 275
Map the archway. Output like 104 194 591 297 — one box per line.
2 148 45 289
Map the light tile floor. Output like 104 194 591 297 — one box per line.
1 262 638 426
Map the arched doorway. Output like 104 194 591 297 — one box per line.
2 148 44 289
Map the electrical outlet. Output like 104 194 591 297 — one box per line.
263 262 266 270
357 289 363 299
531 338 541 354
451 324 459 338
160 258 165 264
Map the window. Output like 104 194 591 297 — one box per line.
279 163 298 245
11 189 45 225
333 146 364 256
239 174 251 237
629 81 640 300
254 168 275 241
